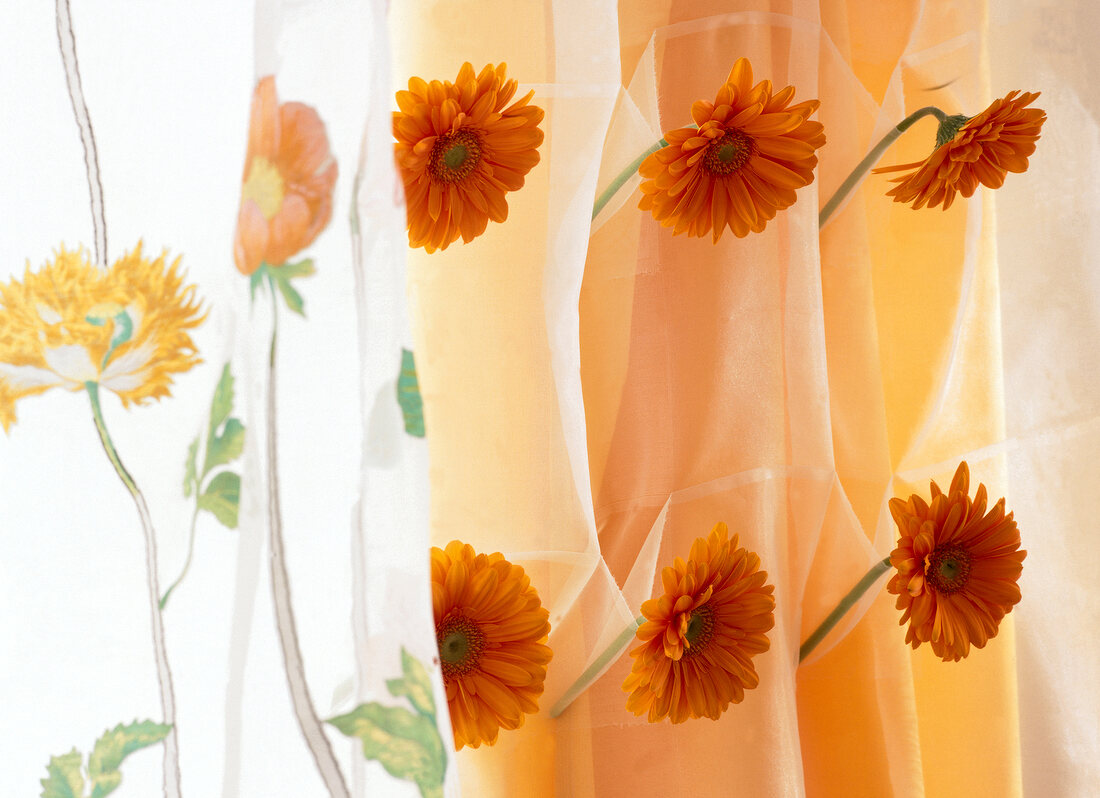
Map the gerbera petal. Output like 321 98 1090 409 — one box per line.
886 461 1024 661
431 541 551 750
622 522 774 723
877 91 1045 209
394 64 542 251
749 156 811 190
753 135 817 161
636 58 822 240
726 57 753 97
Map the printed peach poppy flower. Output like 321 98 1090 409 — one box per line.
638 57 825 242
622 522 775 723
887 462 1026 662
873 91 1046 210
431 540 552 749
234 75 338 276
0 243 204 431
394 62 544 253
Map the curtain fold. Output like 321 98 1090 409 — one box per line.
3 1 1097 796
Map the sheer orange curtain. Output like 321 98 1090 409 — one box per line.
397 0 1089 795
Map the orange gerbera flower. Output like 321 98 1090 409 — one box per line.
887 462 1026 662
394 63 544 253
234 75 338 275
638 57 825 242
431 540 552 749
873 91 1046 210
622 522 775 723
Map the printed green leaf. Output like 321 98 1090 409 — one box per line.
40 749 85 798
328 703 445 798
183 436 199 498
197 471 241 529
386 647 436 718
87 720 171 798
208 363 235 438
249 264 268 302
272 271 306 316
397 349 425 438
273 258 315 280
204 418 245 476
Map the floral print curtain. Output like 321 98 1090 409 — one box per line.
3 1 1098 797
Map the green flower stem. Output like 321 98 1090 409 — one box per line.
86 381 182 798
591 139 667 220
591 107 946 229
549 615 644 718
818 106 947 228
160 504 200 610
551 557 894 713
798 556 892 663
264 291 351 798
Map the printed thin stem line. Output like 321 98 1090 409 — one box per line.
87 381 181 798
265 293 351 798
55 0 107 269
798 556 892 662
818 106 946 228
160 505 200 610
347 156 370 797
550 615 643 718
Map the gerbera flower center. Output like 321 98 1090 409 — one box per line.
241 156 286 220
925 543 973 594
702 129 756 176
436 613 486 679
682 604 716 657
429 129 483 183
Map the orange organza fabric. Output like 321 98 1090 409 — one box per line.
403 0 1030 795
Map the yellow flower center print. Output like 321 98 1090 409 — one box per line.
241 156 288 220
0 243 205 431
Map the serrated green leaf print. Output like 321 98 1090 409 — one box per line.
198 362 245 481
40 749 84 798
197 471 241 528
249 264 267 302
272 271 306 316
327 648 446 798
208 362 235 436
204 417 245 476
183 436 199 498
386 647 436 718
397 349 425 437
88 720 172 798
329 703 445 798
272 258 315 280
262 258 314 317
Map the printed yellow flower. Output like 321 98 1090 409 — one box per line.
638 57 825 241
431 540 552 750
234 75 338 275
887 462 1026 662
623 522 775 723
394 62 544 253
873 91 1046 210
0 244 204 431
